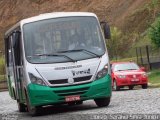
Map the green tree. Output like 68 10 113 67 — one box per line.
149 17 160 48
107 27 121 60
107 27 133 60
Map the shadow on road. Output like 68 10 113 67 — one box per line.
22 101 114 117
40 104 97 115
112 86 148 92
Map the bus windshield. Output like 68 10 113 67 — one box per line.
23 16 105 64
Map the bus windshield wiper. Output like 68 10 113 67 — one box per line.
28 53 76 62
116 70 125 71
58 49 101 57
127 69 137 70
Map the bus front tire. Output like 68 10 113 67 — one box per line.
25 93 42 116
94 97 110 107
17 102 26 112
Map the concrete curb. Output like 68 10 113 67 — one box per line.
148 82 160 88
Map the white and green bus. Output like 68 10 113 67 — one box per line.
4 12 111 116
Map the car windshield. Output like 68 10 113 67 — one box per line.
113 63 140 72
23 16 105 64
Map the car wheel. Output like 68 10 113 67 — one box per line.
128 85 134 90
17 102 26 112
142 84 148 89
94 97 110 107
25 92 42 116
113 80 120 91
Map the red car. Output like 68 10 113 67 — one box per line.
111 62 148 91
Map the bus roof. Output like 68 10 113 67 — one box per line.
5 12 97 36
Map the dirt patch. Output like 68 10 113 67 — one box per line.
0 0 155 50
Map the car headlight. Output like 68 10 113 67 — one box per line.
29 73 46 86
142 73 147 78
118 75 126 79
96 65 108 80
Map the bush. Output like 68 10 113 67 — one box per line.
0 57 5 75
107 27 132 60
149 17 160 48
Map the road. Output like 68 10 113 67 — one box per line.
0 88 160 120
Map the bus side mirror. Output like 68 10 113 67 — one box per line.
100 21 111 39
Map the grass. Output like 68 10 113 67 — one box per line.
148 69 160 84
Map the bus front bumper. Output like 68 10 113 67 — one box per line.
27 75 112 106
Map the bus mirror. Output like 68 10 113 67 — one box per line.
100 21 111 39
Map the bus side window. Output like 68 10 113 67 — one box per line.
8 37 12 67
12 31 21 66
5 36 11 67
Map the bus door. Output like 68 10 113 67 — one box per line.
5 36 16 99
10 31 24 102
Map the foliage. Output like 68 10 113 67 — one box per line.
107 27 132 60
145 0 160 19
133 35 151 47
149 17 160 48
107 27 121 59
148 69 160 84
0 57 5 75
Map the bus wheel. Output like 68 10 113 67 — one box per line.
142 84 148 89
17 102 26 112
94 97 110 107
25 93 42 116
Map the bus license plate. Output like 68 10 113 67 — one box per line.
65 95 80 102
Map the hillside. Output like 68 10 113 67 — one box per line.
0 0 159 50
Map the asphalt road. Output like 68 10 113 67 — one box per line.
0 88 160 120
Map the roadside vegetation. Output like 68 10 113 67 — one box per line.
149 17 160 48
148 70 160 84
108 1 160 88
0 56 5 81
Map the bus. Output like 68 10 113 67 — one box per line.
4 12 111 116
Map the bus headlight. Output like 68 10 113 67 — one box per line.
96 65 108 80
29 73 46 86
